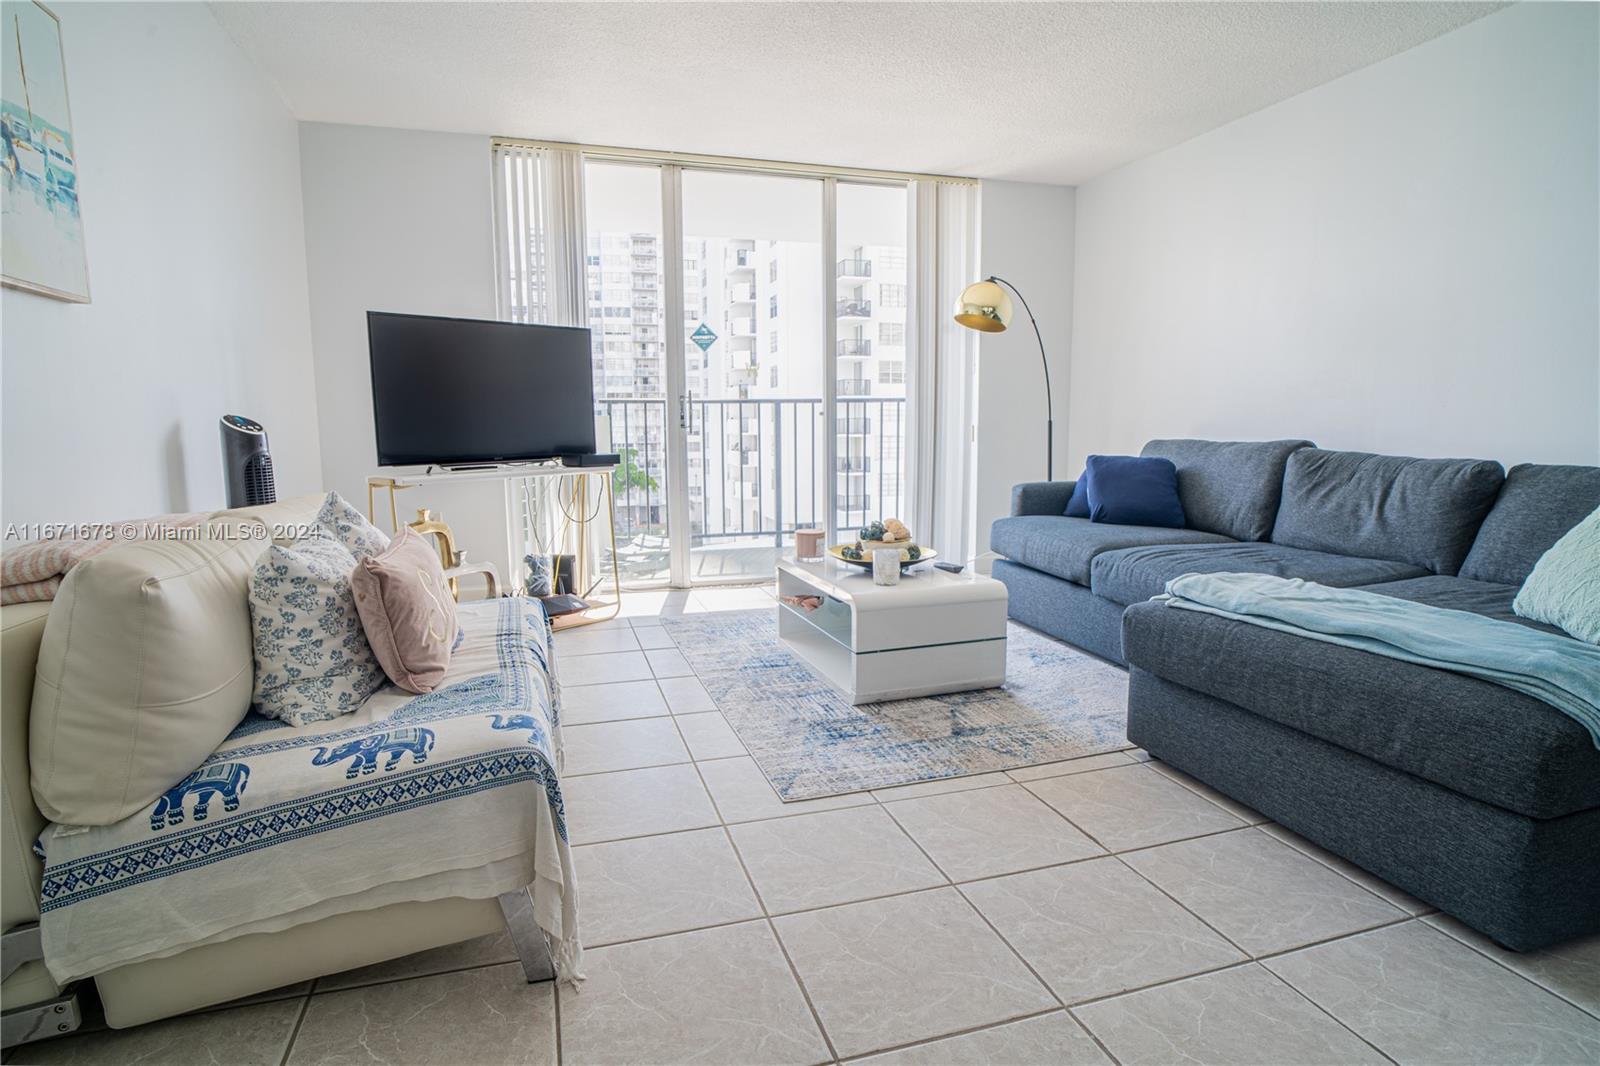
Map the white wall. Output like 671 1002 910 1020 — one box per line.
976 180 1075 567
1 2 321 525
296 122 510 572
1068 2 1599 471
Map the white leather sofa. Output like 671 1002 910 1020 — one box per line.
1 496 560 1044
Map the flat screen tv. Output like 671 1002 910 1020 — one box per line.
367 312 595 466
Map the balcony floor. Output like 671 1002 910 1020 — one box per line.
604 533 797 587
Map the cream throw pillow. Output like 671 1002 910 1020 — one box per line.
30 535 258 826
1514 504 1600 644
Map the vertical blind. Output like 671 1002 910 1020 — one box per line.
491 143 588 327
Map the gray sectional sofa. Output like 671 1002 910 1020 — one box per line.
991 440 1600 951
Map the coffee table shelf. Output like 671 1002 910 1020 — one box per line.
775 558 1008 705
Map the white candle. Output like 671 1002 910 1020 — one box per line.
872 548 902 586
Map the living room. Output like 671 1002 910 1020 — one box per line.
1 2 1596 1064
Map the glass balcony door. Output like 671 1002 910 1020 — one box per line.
584 162 672 586
835 183 909 538
679 170 826 585
583 161 908 590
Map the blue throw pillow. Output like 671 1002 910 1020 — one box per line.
1084 455 1187 528
1064 470 1091 517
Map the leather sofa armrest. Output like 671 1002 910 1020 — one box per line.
1011 481 1075 517
1 603 57 1003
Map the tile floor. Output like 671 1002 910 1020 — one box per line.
16 586 1600 1066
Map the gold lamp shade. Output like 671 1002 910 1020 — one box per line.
954 279 1013 333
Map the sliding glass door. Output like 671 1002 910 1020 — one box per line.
584 162 672 586
678 170 826 584
834 182 909 537
583 160 909 589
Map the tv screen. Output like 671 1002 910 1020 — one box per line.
367 312 596 466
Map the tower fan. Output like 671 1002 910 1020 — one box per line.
219 414 277 507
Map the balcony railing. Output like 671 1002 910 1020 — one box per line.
836 338 872 359
836 299 872 318
837 378 872 396
601 397 907 548
837 258 873 279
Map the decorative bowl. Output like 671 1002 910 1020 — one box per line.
827 544 938 570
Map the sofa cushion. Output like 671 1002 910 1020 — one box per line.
1360 574 1563 634
250 530 387 727
1271 448 1504 575
1010 481 1075 517
1141 438 1314 542
1084 455 1185 528
30 536 260 827
1064 474 1090 517
1121 600 1600 819
1514 504 1600 644
1460 464 1600 586
1091 542 1426 607
989 515 1233 587
314 491 391 562
352 527 460 693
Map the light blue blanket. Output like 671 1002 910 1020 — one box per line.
1158 572 1600 749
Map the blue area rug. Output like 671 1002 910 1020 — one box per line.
660 610 1130 800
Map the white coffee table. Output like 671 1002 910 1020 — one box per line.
775 557 1008 705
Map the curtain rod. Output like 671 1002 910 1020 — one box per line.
491 136 979 186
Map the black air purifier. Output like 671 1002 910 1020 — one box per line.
220 414 277 508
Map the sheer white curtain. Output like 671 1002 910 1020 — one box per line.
905 179 981 565
491 144 588 326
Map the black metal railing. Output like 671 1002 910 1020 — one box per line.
836 299 872 318
601 396 907 548
837 258 873 278
836 338 872 359
837 378 872 396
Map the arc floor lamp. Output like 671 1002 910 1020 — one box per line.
954 276 1054 481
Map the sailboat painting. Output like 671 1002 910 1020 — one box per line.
2 1 86 302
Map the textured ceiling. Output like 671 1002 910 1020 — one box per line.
212 1 1504 184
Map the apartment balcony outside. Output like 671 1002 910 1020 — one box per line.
729 284 756 302
731 317 757 335
837 257 873 279
599 396 907 586
836 299 873 319
837 377 872 396
836 338 872 359
728 250 755 270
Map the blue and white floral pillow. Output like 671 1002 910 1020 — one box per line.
314 491 391 562
249 528 386 726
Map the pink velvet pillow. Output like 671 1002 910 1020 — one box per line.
350 527 459 693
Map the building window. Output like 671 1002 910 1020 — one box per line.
878 322 905 347
769 333 779 353
880 283 906 308
769 365 779 388
879 360 905 384
769 295 779 318
879 250 906 272
769 260 778 282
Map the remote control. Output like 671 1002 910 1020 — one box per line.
934 561 965 574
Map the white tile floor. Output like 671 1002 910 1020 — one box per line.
17 586 1600 1066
